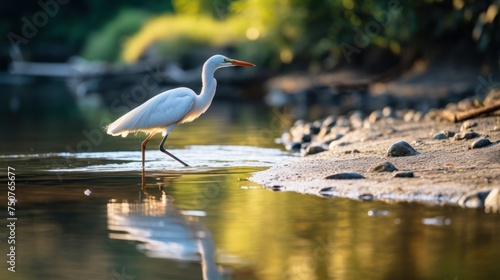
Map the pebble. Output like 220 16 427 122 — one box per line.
470 137 492 149
359 193 374 201
324 132 344 142
485 188 500 214
321 116 336 128
328 141 350 150
460 120 478 131
368 110 383 123
368 161 398 172
382 106 395 118
305 123 321 135
403 110 415 122
325 172 365 180
271 185 283 191
433 133 447 139
319 187 333 196
493 125 500 131
392 171 414 178
441 130 455 137
413 111 424 122
301 134 312 143
335 116 351 127
303 145 326 156
452 131 480 141
286 142 301 152
458 191 490 208
386 141 419 157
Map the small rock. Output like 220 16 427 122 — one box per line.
458 191 490 208
319 187 333 196
485 188 500 213
325 172 365 180
286 142 301 152
271 185 283 191
470 137 492 149
382 106 395 118
460 120 478 131
324 132 344 142
493 125 500 132
344 149 360 154
301 134 312 143
321 116 336 128
328 141 350 150
403 110 415 122
368 110 383 123
442 130 455 137
303 145 326 156
359 193 374 201
413 111 424 122
335 116 351 127
305 123 321 135
368 161 398 172
433 133 447 140
387 141 419 157
452 131 480 141
392 171 414 178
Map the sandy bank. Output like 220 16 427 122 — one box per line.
251 116 500 210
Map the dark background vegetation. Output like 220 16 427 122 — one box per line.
1 0 499 73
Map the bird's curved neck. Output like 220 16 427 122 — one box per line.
197 63 218 113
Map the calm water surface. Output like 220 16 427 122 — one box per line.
0 82 499 280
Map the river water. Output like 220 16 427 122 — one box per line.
0 82 499 280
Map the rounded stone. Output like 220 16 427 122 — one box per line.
453 131 480 141
433 133 447 140
470 137 492 149
303 145 326 156
460 120 478 132
441 130 455 137
287 142 301 152
368 110 383 123
382 106 395 118
325 172 365 180
386 141 419 157
368 161 398 172
393 171 414 178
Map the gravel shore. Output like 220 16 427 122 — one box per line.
252 115 500 211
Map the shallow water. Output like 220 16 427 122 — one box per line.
1 82 500 279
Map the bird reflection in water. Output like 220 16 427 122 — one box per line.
107 187 225 280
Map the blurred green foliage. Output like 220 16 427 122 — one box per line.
81 9 151 62
114 0 499 68
3 0 499 68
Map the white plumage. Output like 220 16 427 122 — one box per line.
105 54 255 189
106 87 196 137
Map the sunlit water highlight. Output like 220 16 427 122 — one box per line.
0 83 499 280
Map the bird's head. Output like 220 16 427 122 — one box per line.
209 54 255 69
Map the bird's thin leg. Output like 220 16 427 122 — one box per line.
159 134 189 167
141 133 155 189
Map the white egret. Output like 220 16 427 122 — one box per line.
106 54 255 187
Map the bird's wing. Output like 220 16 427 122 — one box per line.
107 87 196 136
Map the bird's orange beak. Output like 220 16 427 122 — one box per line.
231 59 255 67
